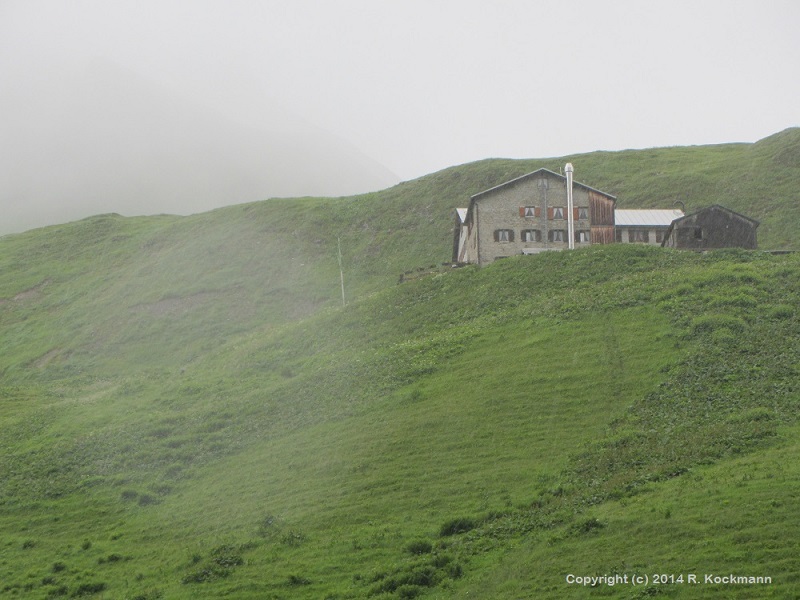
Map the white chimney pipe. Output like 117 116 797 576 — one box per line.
565 163 575 250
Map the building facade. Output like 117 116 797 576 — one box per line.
615 209 684 245
453 167 615 265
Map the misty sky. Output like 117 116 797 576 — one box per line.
1 0 798 234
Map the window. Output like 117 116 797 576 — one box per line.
655 230 664 244
494 229 514 242
575 230 590 243
578 207 589 220
521 229 541 242
694 227 703 240
552 207 565 220
628 229 650 243
615 228 623 242
520 206 540 218
549 229 566 242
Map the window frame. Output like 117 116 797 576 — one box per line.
494 228 514 243
521 229 541 242
521 206 540 218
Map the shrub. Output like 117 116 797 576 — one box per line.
439 517 477 537
120 489 139 501
137 494 158 506
181 566 230 584
211 545 243 568
430 553 452 568
690 314 747 336
397 585 424 599
406 566 438 587
98 553 124 564
767 304 794 320
131 590 163 600
405 540 433 555
73 581 107 595
287 574 311 586
572 517 605 534
447 562 463 579
281 530 306 546
257 514 281 538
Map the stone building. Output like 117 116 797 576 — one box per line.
453 166 615 265
661 205 759 250
615 209 684 245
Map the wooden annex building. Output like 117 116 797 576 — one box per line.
661 205 759 250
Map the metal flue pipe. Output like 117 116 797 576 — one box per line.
565 163 575 250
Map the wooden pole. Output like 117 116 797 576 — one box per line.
337 237 346 307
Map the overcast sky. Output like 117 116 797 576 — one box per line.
1 0 798 233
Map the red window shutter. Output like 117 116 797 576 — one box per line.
494 230 499 242
548 207 554 220
519 207 525 217
573 207 579 220
535 207 541 217
508 230 515 242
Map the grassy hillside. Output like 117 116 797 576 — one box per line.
1 244 799 599
2 129 798 380
1 130 799 598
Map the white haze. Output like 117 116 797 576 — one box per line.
1 0 798 235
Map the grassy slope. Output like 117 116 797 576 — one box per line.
0 130 799 598
0 129 797 378
1 246 798 599
2 128 798 380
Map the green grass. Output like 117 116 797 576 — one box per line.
1 129 800 598
453 423 800 599
2 245 799 598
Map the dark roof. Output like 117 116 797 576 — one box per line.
470 168 617 202
670 204 760 226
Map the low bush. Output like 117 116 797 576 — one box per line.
73 581 107 595
405 539 433 555
439 517 477 537
211 545 243 568
572 517 605 535
689 314 747 336
396 584 424 599
181 566 230 584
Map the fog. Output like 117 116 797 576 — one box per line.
0 59 397 233
1 0 798 235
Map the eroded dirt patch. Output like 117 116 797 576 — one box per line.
130 291 219 317
1 279 52 304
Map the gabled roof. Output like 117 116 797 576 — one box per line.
669 204 760 226
615 209 684 227
470 168 617 202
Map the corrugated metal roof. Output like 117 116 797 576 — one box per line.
615 209 684 227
